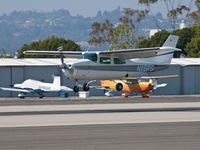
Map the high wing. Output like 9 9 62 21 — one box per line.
120 75 179 80
98 47 160 59
0 87 33 93
24 51 83 58
24 47 163 59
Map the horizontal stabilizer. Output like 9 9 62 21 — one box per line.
154 83 167 90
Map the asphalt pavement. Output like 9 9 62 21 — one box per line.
0 122 200 150
0 95 200 106
0 95 200 150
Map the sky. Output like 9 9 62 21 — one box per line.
0 0 194 17
0 0 159 17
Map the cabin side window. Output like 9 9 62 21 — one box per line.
100 57 111 64
79 53 97 62
125 80 138 84
114 58 126 64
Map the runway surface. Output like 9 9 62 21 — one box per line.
0 95 200 106
0 102 200 127
0 96 200 150
1 122 200 150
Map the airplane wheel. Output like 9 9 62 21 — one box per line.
83 83 90 91
142 93 150 98
39 95 44 99
73 85 79 93
116 83 123 91
18 93 25 99
122 93 130 98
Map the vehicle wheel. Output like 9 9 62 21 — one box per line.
73 85 79 92
39 95 44 99
116 83 123 91
83 83 89 91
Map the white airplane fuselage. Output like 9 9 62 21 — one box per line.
62 58 168 81
14 80 58 92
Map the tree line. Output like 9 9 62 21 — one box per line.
18 36 81 58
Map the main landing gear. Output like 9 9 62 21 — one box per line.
73 85 79 93
73 81 93 93
116 83 123 91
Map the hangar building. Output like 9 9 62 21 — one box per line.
0 58 199 97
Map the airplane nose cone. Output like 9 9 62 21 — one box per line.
60 63 73 70
60 63 74 75
59 63 67 69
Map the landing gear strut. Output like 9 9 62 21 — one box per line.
73 85 79 93
83 83 89 91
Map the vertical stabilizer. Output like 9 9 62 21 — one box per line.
162 35 179 48
53 76 61 87
155 35 179 64
139 35 180 64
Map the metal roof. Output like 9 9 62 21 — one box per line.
0 58 200 66
171 58 200 66
0 58 76 66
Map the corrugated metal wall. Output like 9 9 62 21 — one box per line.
0 64 199 97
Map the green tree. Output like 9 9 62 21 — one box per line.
171 27 196 50
185 25 200 57
185 36 200 57
136 30 170 48
18 36 81 58
109 24 135 50
89 20 114 46
136 25 200 57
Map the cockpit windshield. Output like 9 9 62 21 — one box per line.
124 80 138 84
79 53 97 62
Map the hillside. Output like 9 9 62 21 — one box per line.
0 7 171 54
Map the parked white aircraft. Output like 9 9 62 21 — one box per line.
0 76 72 98
24 35 181 92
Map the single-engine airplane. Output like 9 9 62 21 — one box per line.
0 76 72 98
24 35 181 92
92 75 178 98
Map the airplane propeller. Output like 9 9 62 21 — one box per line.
57 46 74 74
